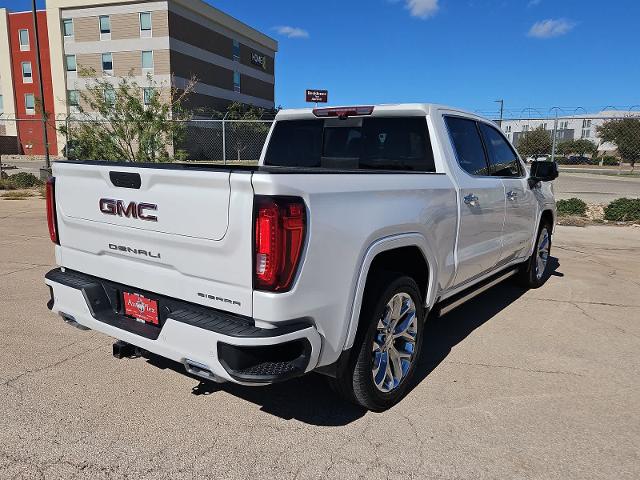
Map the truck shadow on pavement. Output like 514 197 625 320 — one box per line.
414 256 561 387
145 257 561 426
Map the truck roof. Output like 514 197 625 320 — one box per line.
275 103 484 121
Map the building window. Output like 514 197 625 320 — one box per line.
581 129 591 139
141 50 153 70
62 18 74 37
65 54 77 72
21 61 33 83
233 39 240 61
505 125 512 133
99 15 111 36
25 93 35 114
140 12 152 35
233 71 241 92
102 52 113 72
68 90 79 107
522 124 529 132
143 87 155 105
104 87 116 106
18 29 29 51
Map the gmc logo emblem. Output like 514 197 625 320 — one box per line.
99 198 158 222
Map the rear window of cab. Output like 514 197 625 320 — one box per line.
264 117 436 172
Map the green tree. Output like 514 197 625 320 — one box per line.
515 125 552 159
224 102 271 161
556 139 597 157
59 69 195 162
597 118 640 172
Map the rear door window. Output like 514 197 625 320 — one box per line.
478 123 523 177
264 117 435 172
445 116 490 176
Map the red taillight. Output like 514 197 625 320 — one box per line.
312 106 374 119
254 196 306 292
46 177 59 244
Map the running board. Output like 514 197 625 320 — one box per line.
438 268 518 316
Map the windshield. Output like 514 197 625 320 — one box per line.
264 116 435 171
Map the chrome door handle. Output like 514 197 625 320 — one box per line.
464 194 479 206
507 191 518 201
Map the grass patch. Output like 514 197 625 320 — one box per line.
604 198 640 222
0 172 43 190
1 191 31 200
557 198 587 216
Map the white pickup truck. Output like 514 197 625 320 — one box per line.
45 104 558 411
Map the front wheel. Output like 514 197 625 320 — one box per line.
331 273 425 411
517 221 552 288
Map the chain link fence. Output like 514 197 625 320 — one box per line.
496 112 640 172
180 119 272 162
0 115 274 164
1 111 639 172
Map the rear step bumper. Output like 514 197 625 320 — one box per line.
45 268 321 385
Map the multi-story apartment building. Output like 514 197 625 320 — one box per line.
0 0 277 155
0 11 15 137
0 8 58 155
501 110 640 155
48 0 277 115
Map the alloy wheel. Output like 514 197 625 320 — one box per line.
371 292 418 393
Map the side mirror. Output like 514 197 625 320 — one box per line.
529 160 559 188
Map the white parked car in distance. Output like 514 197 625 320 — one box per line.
45 104 558 411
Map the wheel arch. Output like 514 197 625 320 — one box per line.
525 207 556 259
342 233 437 351
540 208 555 232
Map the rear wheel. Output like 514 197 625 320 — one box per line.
517 221 552 288
331 273 424 411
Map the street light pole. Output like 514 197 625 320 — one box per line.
31 0 50 178
494 99 504 127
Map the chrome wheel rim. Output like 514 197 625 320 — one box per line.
372 292 418 393
535 228 550 280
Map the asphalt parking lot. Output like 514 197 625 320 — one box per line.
1 198 639 479
554 171 640 203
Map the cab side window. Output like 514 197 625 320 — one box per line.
445 116 490 176
479 123 522 177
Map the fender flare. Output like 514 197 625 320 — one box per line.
342 233 438 351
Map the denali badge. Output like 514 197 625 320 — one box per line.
109 244 161 259
99 198 158 222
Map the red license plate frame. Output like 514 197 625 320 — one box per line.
123 292 159 325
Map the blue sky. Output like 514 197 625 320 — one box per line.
4 0 639 116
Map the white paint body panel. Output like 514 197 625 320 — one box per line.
53 162 254 317
47 103 556 380
46 281 321 384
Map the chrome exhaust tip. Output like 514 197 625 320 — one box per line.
59 312 91 331
184 359 226 383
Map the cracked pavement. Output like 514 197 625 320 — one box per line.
1 199 639 479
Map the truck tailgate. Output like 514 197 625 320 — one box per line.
52 162 254 317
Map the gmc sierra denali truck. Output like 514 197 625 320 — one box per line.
44 104 558 411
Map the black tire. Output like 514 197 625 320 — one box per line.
517 220 553 289
330 272 425 412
